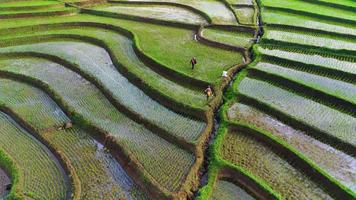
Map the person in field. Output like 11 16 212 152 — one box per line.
205 85 213 100
191 57 197 70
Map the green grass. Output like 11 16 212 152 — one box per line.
0 0 61 8
221 127 332 200
0 111 69 200
0 7 77 15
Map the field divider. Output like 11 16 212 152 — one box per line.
224 122 356 200
0 23 207 119
260 54 356 84
248 68 356 116
107 0 213 24
0 105 80 200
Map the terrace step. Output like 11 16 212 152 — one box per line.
237 77 356 156
0 57 196 195
249 62 356 114
0 7 78 19
0 111 70 200
0 78 149 199
261 9 356 37
227 102 356 192
220 125 333 200
91 3 207 25
108 0 238 25
262 27 356 53
0 40 206 149
0 0 65 11
257 46 356 83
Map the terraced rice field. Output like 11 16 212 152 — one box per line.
0 0 355 200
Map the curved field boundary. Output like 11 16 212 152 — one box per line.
297 0 356 12
247 69 356 116
262 6 356 25
226 121 356 199
81 8 201 29
0 51 196 153
259 54 356 84
0 49 248 200
196 25 249 58
0 68 209 200
237 89 356 157
0 22 208 119
259 38 356 59
217 0 241 24
0 70 176 200
266 23 356 40
107 0 212 24
0 150 21 200
0 8 78 19
0 106 80 200
0 2 65 12
196 122 280 200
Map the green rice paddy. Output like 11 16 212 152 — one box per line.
0 0 355 199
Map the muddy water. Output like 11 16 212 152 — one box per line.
0 168 10 198
227 102 356 191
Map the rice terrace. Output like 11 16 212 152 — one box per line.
0 0 355 199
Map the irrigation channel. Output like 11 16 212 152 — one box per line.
193 8 264 199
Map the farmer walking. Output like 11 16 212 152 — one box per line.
205 85 213 100
191 57 197 70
